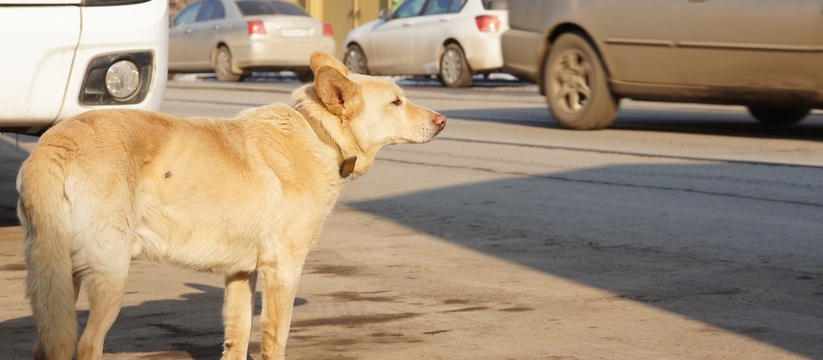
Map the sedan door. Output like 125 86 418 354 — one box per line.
186 0 229 69
369 0 426 74
169 1 204 69
679 0 817 92
410 0 461 74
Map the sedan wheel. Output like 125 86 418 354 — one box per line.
545 32 617 130
439 44 472 88
344 44 368 75
215 46 241 82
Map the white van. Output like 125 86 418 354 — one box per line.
0 0 169 135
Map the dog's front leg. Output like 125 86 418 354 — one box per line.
259 247 308 360
222 271 257 360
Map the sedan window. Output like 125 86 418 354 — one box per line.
270 1 309 15
197 0 225 22
394 0 426 19
237 0 309 16
449 0 467 12
424 0 454 15
174 1 203 26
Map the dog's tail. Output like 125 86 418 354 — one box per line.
17 145 78 359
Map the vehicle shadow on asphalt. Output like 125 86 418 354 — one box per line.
0 134 33 226
440 107 823 141
1 282 225 358
347 161 823 358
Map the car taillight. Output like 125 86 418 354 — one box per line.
475 15 500 32
248 20 266 35
323 21 333 36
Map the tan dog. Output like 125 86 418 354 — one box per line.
17 51 445 360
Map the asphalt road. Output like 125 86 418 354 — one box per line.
1 76 822 359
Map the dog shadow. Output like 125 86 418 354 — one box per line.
0 282 308 359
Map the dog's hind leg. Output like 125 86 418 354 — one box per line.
222 271 258 360
258 247 309 360
75 245 131 360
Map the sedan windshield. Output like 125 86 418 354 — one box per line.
236 0 309 16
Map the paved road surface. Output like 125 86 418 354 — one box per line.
1 78 821 359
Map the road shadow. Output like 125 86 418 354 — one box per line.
393 74 533 89
347 162 823 358
0 280 308 359
440 106 823 141
0 133 33 226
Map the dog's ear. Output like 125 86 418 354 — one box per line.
314 66 362 118
310 51 352 76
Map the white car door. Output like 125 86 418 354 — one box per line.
410 0 459 74
369 0 426 74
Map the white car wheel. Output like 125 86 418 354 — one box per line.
439 44 472 88
344 44 368 75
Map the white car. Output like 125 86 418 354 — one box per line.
342 0 508 88
0 0 169 135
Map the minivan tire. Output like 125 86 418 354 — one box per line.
544 32 617 130
748 106 811 125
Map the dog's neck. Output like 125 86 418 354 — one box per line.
292 85 372 181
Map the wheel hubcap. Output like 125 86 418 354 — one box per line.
345 49 364 74
441 49 462 84
217 49 231 79
550 50 592 113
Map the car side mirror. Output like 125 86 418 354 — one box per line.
379 8 391 21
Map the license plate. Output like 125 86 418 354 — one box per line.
280 28 311 38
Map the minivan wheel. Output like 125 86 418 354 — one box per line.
215 46 241 82
344 44 368 75
544 32 617 130
748 106 811 125
439 44 472 88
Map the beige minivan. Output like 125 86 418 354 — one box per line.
502 0 823 130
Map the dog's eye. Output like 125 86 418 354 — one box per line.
391 98 403 107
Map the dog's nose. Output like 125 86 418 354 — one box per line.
433 114 446 132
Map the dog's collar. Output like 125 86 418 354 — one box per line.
339 156 357 180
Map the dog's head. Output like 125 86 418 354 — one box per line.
308 51 446 148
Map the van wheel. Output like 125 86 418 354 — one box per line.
544 32 617 130
439 44 472 88
344 44 368 74
748 106 810 125
215 46 241 82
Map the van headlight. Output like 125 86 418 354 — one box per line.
79 51 153 105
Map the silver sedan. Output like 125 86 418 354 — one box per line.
169 0 335 82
